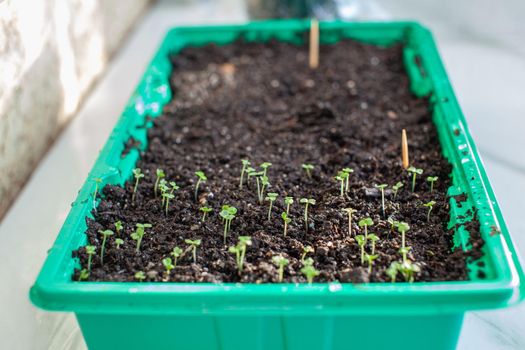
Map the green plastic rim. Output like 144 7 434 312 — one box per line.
30 20 525 316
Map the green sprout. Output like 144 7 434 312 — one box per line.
159 179 169 205
342 168 354 192
220 205 237 243
162 192 175 216
260 162 272 177
79 269 89 281
364 253 379 274
334 171 347 197
301 245 314 262
154 168 166 197
115 238 124 249
424 200 436 222
300 198 316 233
131 168 144 204
170 246 183 266
265 192 278 221
228 236 252 274
399 260 420 283
200 206 212 222
392 181 403 199
85 245 96 272
342 208 357 236
194 171 207 201
93 178 102 210
131 223 152 253
386 261 401 283
284 196 294 215
368 234 379 255
246 167 256 184
98 229 114 265
426 176 438 193
355 234 367 265
114 220 123 235
134 271 146 282
407 166 423 192
249 170 270 204
272 255 290 282
281 212 291 236
375 184 388 217
239 159 251 189
162 257 175 276
300 258 320 284
358 217 374 239
302 163 314 179
184 239 201 264
387 216 400 235
397 222 410 261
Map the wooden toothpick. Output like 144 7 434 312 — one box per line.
402 129 409 169
309 19 319 69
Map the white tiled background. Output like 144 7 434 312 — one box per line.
0 0 523 348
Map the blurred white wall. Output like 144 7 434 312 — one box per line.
0 0 150 219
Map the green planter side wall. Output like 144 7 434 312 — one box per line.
30 20 525 350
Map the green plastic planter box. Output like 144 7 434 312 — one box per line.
30 20 525 350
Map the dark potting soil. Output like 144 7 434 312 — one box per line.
74 38 485 283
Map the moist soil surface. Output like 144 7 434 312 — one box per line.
74 38 482 283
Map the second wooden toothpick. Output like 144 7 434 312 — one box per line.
402 129 409 169
309 19 319 69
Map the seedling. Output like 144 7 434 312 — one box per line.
220 205 237 243
386 261 401 283
115 238 124 249
85 245 96 272
265 192 278 221
342 208 357 236
301 245 314 262
239 159 251 189
170 246 183 266
159 179 168 205
300 198 316 233
98 229 114 265
79 269 89 281
200 206 212 222
134 271 146 282
424 200 436 222
387 217 400 237
169 181 179 194
131 223 152 253
358 217 374 239
194 171 207 201
407 166 423 192
114 220 123 235
375 184 388 217
342 168 354 192
397 221 410 255
162 192 175 216
334 171 347 197
399 260 420 283
300 258 320 284
426 176 438 193
131 168 144 204
272 255 290 282
302 163 314 179
162 257 175 276
93 178 102 210
154 168 165 197
228 236 252 273
284 196 294 215
368 234 379 255
364 253 379 274
260 162 272 177
281 212 291 236
392 181 403 199
184 239 201 264
355 234 367 264
259 175 270 204
246 167 256 184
